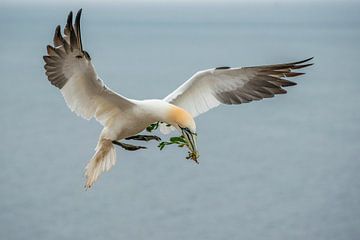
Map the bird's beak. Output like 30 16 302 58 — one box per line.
181 128 199 163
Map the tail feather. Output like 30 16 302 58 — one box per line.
84 138 116 188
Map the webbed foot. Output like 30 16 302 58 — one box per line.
125 135 161 142
112 141 147 151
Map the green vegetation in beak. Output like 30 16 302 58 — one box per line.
146 122 199 163
181 127 199 163
155 128 199 163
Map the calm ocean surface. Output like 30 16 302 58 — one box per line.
0 2 359 240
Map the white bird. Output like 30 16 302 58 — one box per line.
43 9 313 188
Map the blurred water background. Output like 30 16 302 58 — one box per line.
0 1 359 239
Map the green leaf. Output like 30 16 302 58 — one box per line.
156 135 188 151
170 136 186 144
146 122 159 132
158 141 171 150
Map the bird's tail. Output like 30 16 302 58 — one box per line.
84 138 116 188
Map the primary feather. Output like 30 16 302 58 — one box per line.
43 9 134 125
164 58 313 118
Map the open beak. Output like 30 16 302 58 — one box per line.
181 128 199 163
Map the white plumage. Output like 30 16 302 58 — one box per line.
43 9 313 188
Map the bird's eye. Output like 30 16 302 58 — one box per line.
76 55 83 59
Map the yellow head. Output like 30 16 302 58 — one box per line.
168 105 199 162
168 105 196 133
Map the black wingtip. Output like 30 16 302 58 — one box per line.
46 45 54 53
55 25 61 33
76 9 82 22
215 66 231 70
75 9 82 29
292 63 314 69
74 9 83 52
67 11 73 26
304 57 314 64
54 25 62 41
293 57 314 65
55 25 63 39
76 8 82 19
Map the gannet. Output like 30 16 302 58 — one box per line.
43 9 313 188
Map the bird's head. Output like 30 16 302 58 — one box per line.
168 105 199 162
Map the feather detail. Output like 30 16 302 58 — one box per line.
84 138 116 189
164 58 313 118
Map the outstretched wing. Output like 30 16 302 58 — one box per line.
164 58 313 118
43 9 133 126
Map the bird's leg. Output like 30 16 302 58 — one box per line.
112 141 147 151
125 134 161 142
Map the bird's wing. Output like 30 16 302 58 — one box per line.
164 58 313 119
43 10 134 126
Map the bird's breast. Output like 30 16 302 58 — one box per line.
105 105 158 140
